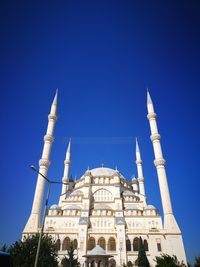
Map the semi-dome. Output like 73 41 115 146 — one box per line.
125 204 140 210
70 190 84 196
50 204 60 210
94 204 113 210
90 167 117 176
123 190 135 196
64 204 81 210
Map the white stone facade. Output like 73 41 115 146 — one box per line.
23 92 187 266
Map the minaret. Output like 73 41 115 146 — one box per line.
135 138 146 197
59 139 71 204
147 90 180 232
23 90 58 233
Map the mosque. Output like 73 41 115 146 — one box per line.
23 91 187 266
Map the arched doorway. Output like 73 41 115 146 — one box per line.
88 237 96 250
144 239 148 251
126 239 131 251
62 237 70 250
109 259 116 267
133 237 139 251
55 239 61 251
108 237 116 251
73 239 78 249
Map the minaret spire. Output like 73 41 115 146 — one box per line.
23 90 58 233
59 139 71 204
147 90 180 232
135 138 146 202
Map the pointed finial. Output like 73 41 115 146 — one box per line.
65 138 71 161
101 163 104 168
87 166 90 171
67 138 71 152
136 137 140 153
132 174 137 181
53 88 58 105
115 165 118 171
147 88 153 105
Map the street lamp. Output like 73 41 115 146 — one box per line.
119 247 122 266
30 165 68 267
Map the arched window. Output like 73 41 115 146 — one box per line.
144 239 148 251
88 237 95 250
55 239 61 251
73 239 78 249
93 189 113 201
98 237 106 250
126 239 131 251
133 237 139 251
108 237 116 251
109 259 116 267
62 237 70 250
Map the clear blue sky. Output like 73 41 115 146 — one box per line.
0 0 199 264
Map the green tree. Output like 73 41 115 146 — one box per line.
135 237 150 267
195 256 200 267
0 243 9 252
154 254 186 267
61 242 80 267
123 261 133 267
8 234 58 267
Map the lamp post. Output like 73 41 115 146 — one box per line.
30 165 68 267
119 247 122 266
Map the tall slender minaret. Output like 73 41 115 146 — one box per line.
135 138 146 205
59 139 71 204
23 91 58 233
147 90 180 232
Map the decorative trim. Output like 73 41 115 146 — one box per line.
48 114 57 121
147 112 157 120
150 133 161 142
138 177 144 182
154 158 166 167
64 159 70 165
112 172 120 178
136 159 142 165
44 134 54 143
39 158 50 168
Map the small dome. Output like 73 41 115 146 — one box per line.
132 177 137 183
90 167 117 176
87 245 106 255
145 204 156 210
50 204 60 210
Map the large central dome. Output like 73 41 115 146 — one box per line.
90 167 117 176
